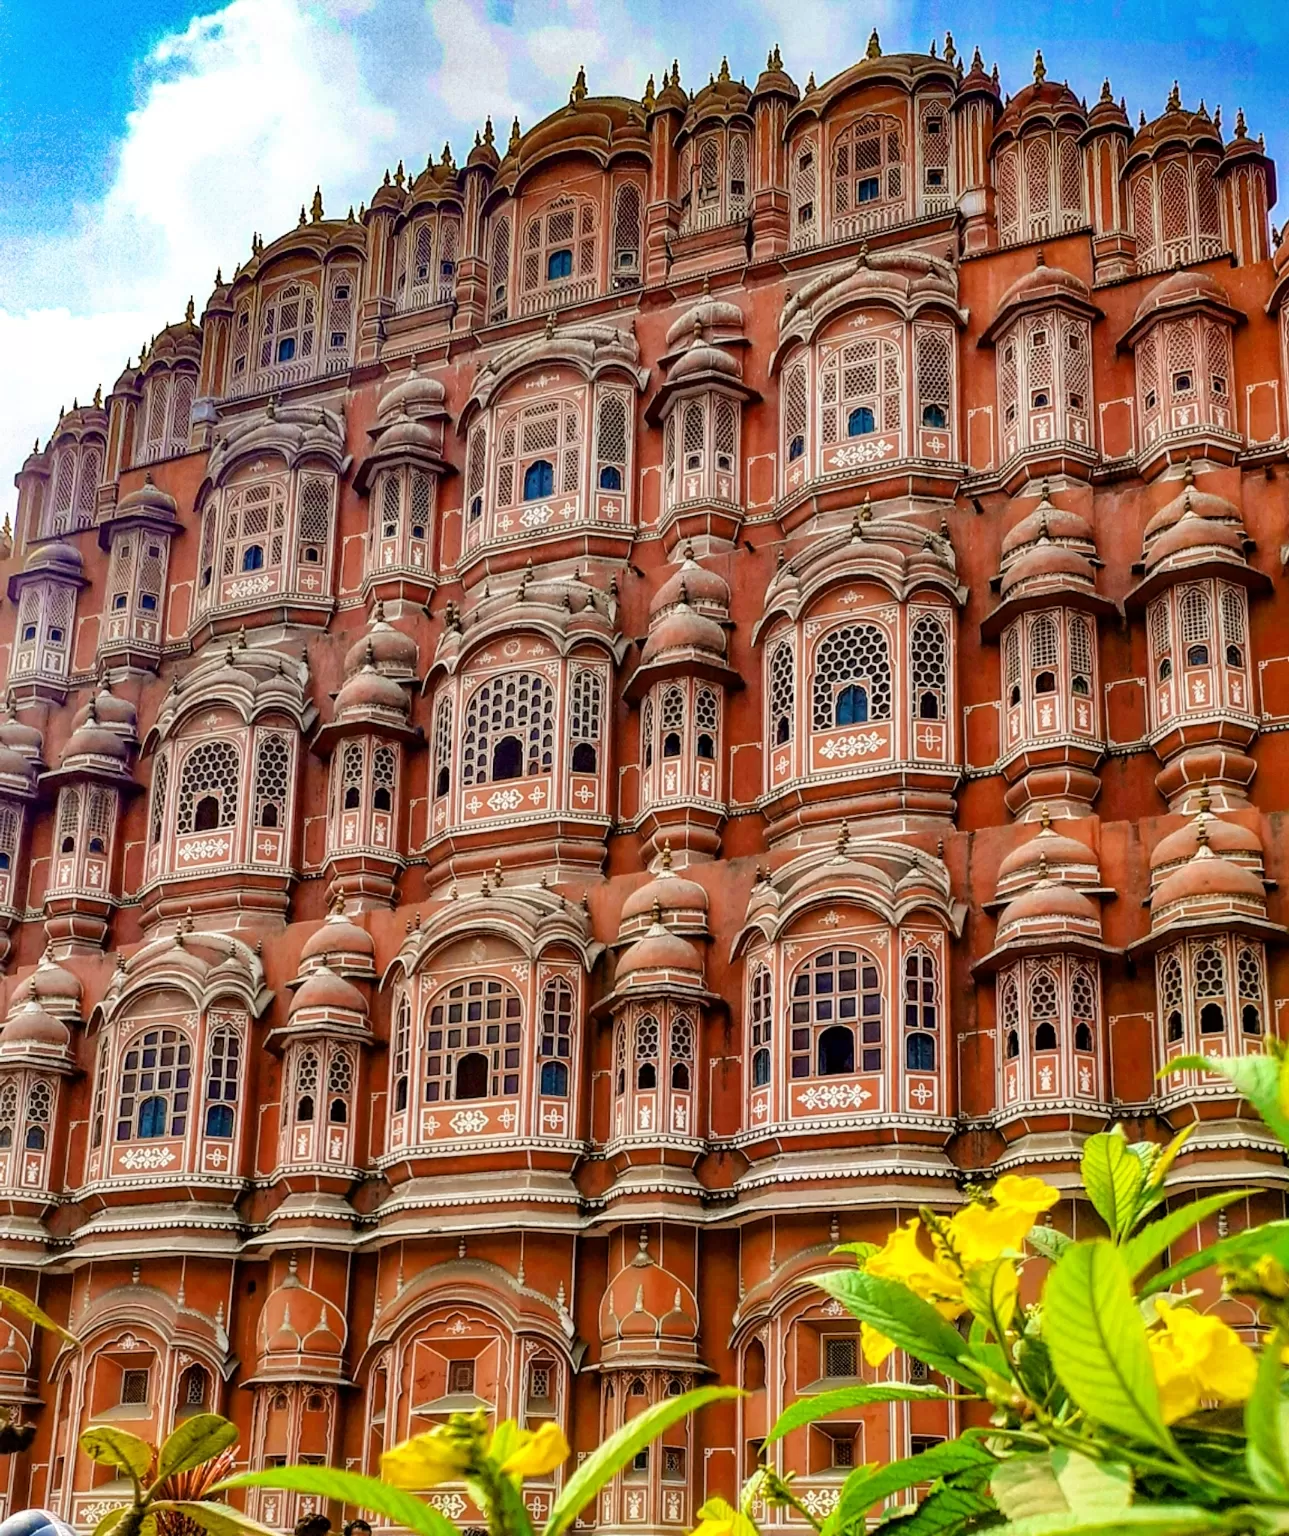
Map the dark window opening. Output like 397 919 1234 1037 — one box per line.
1072 675 1090 696
696 733 714 759
540 1061 568 1095
856 176 880 203
1226 644 1244 667
491 736 523 781
817 1025 855 1076
846 405 876 437
193 795 221 832
905 1032 935 1071
752 1048 770 1086
523 459 554 501
373 786 392 812
662 731 681 758
206 1103 234 1137
1187 643 1209 667
1074 1022 1093 1052
1031 390 1050 409
1158 658 1173 681
671 1061 690 1090
436 766 450 797
921 404 947 429
776 715 790 744
1167 1009 1183 1042
343 786 361 810
1034 670 1056 695
241 544 264 572
1034 1021 1057 1050
834 684 868 726
276 337 296 363
1243 1004 1263 1036
637 1061 657 1090
455 1052 489 1100
1199 1002 1225 1034
918 691 940 719
571 742 597 773
258 802 278 828
1173 371 1193 393
599 466 623 491
547 249 573 281
297 1095 315 1123
788 434 805 462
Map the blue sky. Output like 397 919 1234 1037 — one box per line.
0 0 1280 509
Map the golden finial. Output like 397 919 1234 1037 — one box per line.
859 492 873 522
509 116 521 153
971 45 984 73
493 859 504 887
394 159 405 186
185 295 195 323
1166 81 1181 112
661 840 673 871
768 44 783 71
298 205 307 227
943 31 956 65
1234 107 1248 140
1040 804 1052 830
1196 814 1210 849
671 59 681 87
93 385 102 409
718 56 731 82
835 823 850 857
866 28 881 58
1100 77 1113 102
441 141 455 169
643 73 656 110
570 64 588 103
805 71 816 92
483 116 495 147
651 898 663 927
1038 852 1050 881
1033 50 1046 85
480 869 492 896
1198 779 1212 814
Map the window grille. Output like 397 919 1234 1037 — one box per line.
612 183 642 278
662 415 677 506
640 694 654 780
221 478 288 581
1131 172 1157 265
1238 946 1264 1034
910 614 948 719
670 1015 694 1090
204 1027 240 1136
1071 968 1097 1026
1024 137 1052 228
1000 972 1020 1058
494 399 581 511
714 398 737 475
488 215 512 322
1195 157 1222 240
170 373 195 450
1029 614 1059 672
51 450 76 524
122 1370 150 1406
1057 134 1083 222
76 445 101 523
728 132 750 218
1179 586 1211 646
253 732 291 830
391 995 411 1113
87 787 115 853
1159 161 1189 247
811 624 892 728
425 977 523 1103
230 305 251 381
995 144 1020 244
661 685 686 741
695 686 719 735
465 424 487 524
1220 586 1246 647
539 978 574 1077
433 696 453 797
831 114 904 218
372 745 396 813
919 101 951 193
327 1049 354 1120
24 1079 51 1151
570 669 603 769
903 948 938 1071
297 476 333 560
595 390 630 490
825 1336 858 1378
790 948 883 1078
1203 320 1231 396
0 805 19 872
295 1048 320 1123
1194 944 1225 997
914 328 953 431
0 1080 16 1151
176 739 241 833
998 330 1019 433
782 361 808 467
750 965 772 1087
338 740 364 816
91 1035 108 1150
1003 627 1021 694
1068 615 1094 680
790 131 818 246
819 335 903 446
633 1015 660 1090
461 672 556 786
116 1027 193 1141
1028 968 1059 1049
56 786 81 853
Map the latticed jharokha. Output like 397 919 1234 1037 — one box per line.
1 31 1289 1536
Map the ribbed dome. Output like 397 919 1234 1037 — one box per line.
669 344 740 383
996 879 1101 945
288 963 367 1018
60 703 130 765
1143 476 1240 543
75 685 138 738
640 604 726 664
343 606 418 678
1 997 70 1051
334 660 409 719
27 952 82 1008
1153 844 1265 911
1151 811 1263 875
615 922 704 983
377 365 446 423
1144 509 1245 573
1001 498 1094 558
650 556 730 617
996 820 1099 891
994 258 1091 323
665 297 745 350
373 416 440 455
1132 267 1231 327
999 539 1096 598
0 712 43 758
621 864 709 926
300 912 376 969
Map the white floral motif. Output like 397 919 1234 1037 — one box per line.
119 1145 176 1171
796 1083 871 1111
829 437 895 469
429 1495 468 1520
487 789 524 812
798 1488 841 1517
450 1109 489 1135
177 836 231 861
817 731 883 761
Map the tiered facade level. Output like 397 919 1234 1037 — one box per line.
3 35 1289 1532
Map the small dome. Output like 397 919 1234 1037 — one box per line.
300 912 377 971
621 869 709 926
599 1246 699 1349
377 366 447 423
996 819 1099 892
27 952 82 1009
23 541 82 579
75 685 138 738
1144 509 1245 573
0 714 42 759
1 997 70 1051
1000 497 1094 558
998 539 1096 599
344 605 418 678
373 416 440 457
1132 267 1232 328
258 1268 347 1360
664 297 745 351
288 963 367 1019
335 660 409 719
60 704 130 766
640 603 727 665
615 922 704 984
668 343 740 383
993 257 1091 324
1153 843 1266 912
995 72 1086 137
1143 475 1241 543
1151 810 1263 876
115 474 178 521
650 556 730 617
996 879 1101 945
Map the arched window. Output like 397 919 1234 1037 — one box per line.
295 1049 319 1124
492 736 523 781
782 360 808 472
391 995 411 1114
204 1027 240 1138
819 336 903 449
259 282 317 371
523 460 554 501
0 1081 16 1151
372 746 396 814
1238 947 1264 1036
818 1026 855 1075
570 669 603 777
661 687 685 758
1071 966 1097 1056
790 949 882 1080
328 1050 353 1123
254 732 291 830
1194 944 1226 1034
634 1016 660 1090
1029 969 1059 1051
488 214 512 322
612 182 643 279
539 978 573 1097
695 687 718 764
832 114 905 218
1068 614 1095 698
433 696 453 800
903 948 938 1071
613 1020 627 1096
594 389 630 492
812 624 892 729
117 1027 193 1142
24 1080 51 1152
461 672 556 787
749 965 772 1088
522 198 596 296
1159 952 1184 1043
670 1016 694 1091
177 740 241 834
1001 974 1020 1060
847 406 875 437
425 978 522 1103
769 637 795 746
910 614 947 722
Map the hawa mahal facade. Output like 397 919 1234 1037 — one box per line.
0 33 1288 1532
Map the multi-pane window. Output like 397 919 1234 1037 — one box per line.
116 1028 193 1141
914 328 953 433
521 198 597 304
610 183 643 282
391 995 411 1113
594 390 631 493
569 669 603 775
789 949 882 1079
678 130 751 233
812 624 893 728
488 215 512 323
832 115 905 228
433 696 453 799
425 979 522 1103
1137 316 1235 447
819 336 903 451
538 978 574 1096
903 949 938 1070
461 673 556 786
994 131 1084 247
1129 155 1224 273
910 614 948 721
1158 938 1270 1064
177 740 241 834
749 966 772 1088
24 1080 51 1151
253 733 291 830
781 361 809 475
258 282 317 371
204 1028 240 1137
395 216 460 312
137 370 197 464
218 478 288 586
494 399 581 512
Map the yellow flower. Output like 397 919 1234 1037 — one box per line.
1148 1300 1258 1423
496 1421 570 1479
382 1418 480 1488
860 1320 897 1367
690 1497 759 1536
865 1220 965 1313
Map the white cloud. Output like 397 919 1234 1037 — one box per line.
0 0 905 513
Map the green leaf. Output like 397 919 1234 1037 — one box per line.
991 1455 1066 1519
215 1467 458 1536
991 1510 1230 1536
832 1242 879 1263
812 1269 981 1389
152 1504 282 1536
1141 1219 1289 1298
1024 1226 1072 1263
1042 1240 1173 1452
1245 1326 1289 1496
91 1507 131 1536
1050 1450 1131 1514
1081 1130 1147 1241
541 1385 740 1536
1170 1052 1289 1148
155 1414 240 1485
0 1284 79 1347
81 1425 154 1482
469 1469 534 1536
765 1383 950 1444
1120 1191 1256 1280
835 1441 995 1529
873 1479 996 1534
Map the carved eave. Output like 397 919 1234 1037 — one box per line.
93 931 273 1024
972 932 1120 975
591 975 720 1018
1123 553 1271 612
622 647 742 703
1126 911 1288 960
751 520 964 644
784 52 959 133
311 709 422 759
1117 286 1245 353
37 759 142 798
730 840 964 959
383 888 603 985
980 585 1118 641
462 323 649 424
70 1281 235 1369
264 1012 373 1054
202 399 349 496
353 423 455 496
228 220 367 290
6 560 89 603
645 370 758 427
144 648 316 752
979 285 1102 347
424 594 626 689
